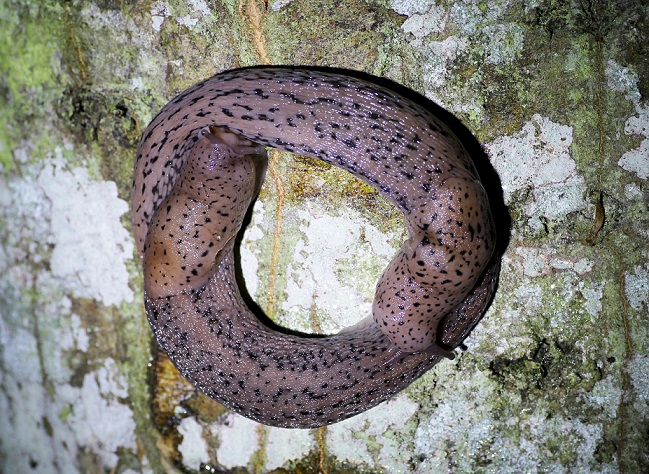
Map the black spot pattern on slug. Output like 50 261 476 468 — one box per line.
132 67 499 428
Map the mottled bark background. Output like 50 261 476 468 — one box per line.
1 0 648 473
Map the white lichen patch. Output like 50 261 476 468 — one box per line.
489 114 576 196
178 417 210 470
265 426 314 470
30 271 92 385
491 411 609 473
481 23 525 65
468 248 604 361
414 368 502 472
488 114 587 231
213 414 259 469
0 374 67 472
271 0 295 12
58 359 137 468
573 258 595 275
400 5 447 40
150 1 172 32
579 281 604 320
464 255 534 357
66 312 90 353
421 35 468 92
606 60 642 104
278 200 397 334
176 0 211 28
517 246 595 279
240 200 267 301
0 129 146 472
413 366 615 473
628 354 649 417
1 153 138 471
584 374 622 420
44 303 92 383
187 0 210 16
625 264 649 312
468 306 532 357
516 246 549 278
0 150 52 270
0 353 138 473
390 0 436 16
328 395 419 472
38 156 134 307
0 324 42 384
618 103 649 180
149 0 211 30
624 182 644 200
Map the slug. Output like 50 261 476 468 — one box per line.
132 67 500 428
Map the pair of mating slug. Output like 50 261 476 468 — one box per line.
132 67 500 428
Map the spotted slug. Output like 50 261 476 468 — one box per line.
132 67 500 428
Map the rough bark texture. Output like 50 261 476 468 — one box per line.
0 0 647 473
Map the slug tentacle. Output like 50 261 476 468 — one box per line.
132 67 500 428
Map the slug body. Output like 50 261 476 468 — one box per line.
132 67 499 428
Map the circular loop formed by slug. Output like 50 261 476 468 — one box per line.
132 67 500 428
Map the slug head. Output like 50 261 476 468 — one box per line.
143 126 266 300
373 176 495 357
